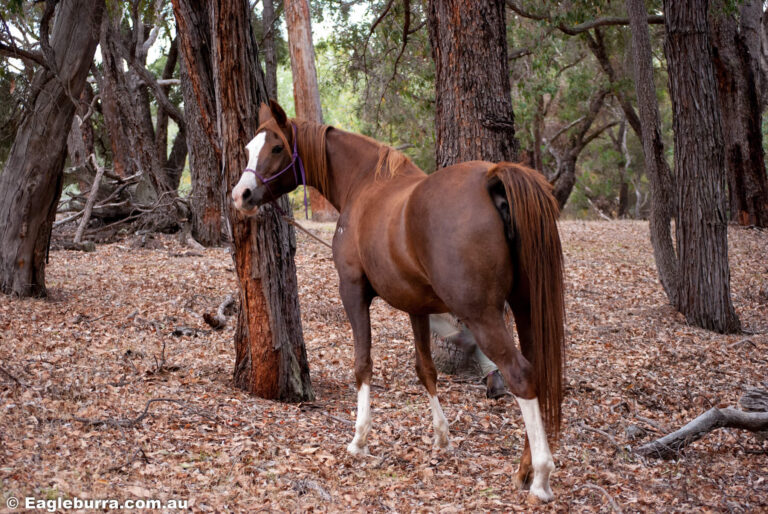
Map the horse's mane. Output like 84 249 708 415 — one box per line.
292 119 411 194
373 144 411 180
292 119 333 197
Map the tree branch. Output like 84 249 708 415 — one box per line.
545 116 585 147
0 41 47 67
114 39 186 130
581 120 619 148
39 0 60 71
506 1 664 35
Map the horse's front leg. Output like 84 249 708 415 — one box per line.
339 277 374 456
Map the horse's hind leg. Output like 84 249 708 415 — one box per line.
465 315 555 503
509 300 535 490
410 314 450 448
339 277 374 456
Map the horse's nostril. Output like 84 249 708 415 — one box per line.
242 188 252 201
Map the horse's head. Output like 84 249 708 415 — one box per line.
232 100 298 215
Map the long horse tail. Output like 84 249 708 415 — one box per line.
488 162 566 436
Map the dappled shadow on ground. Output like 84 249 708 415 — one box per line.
1 221 766 511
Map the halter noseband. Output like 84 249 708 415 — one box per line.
243 122 309 219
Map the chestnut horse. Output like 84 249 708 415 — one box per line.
232 101 565 502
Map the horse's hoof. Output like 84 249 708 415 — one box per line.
346 442 369 457
484 370 507 399
433 438 452 451
528 485 554 504
433 432 451 450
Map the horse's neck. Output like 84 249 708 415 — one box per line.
314 129 388 213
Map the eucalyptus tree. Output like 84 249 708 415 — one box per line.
173 0 313 400
0 0 104 297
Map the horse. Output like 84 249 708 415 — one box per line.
231 100 565 503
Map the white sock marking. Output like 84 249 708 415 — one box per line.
516 396 555 502
347 383 372 455
428 395 450 448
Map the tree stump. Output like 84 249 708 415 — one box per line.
430 314 481 377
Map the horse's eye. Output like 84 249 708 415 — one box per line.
272 145 284 154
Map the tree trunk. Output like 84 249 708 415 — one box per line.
532 95 544 171
175 0 313 401
709 2 768 227
616 120 631 218
626 0 680 308
0 0 104 297
67 85 96 174
164 128 188 192
155 37 179 168
548 89 613 210
172 6 223 247
262 0 279 100
552 157 577 210
284 0 337 221
100 17 173 201
96 32 135 179
663 0 740 333
427 0 518 168
761 7 768 110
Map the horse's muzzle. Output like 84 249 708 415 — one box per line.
232 184 266 215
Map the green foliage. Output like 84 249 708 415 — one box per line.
307 0 436 171
508 0 678 218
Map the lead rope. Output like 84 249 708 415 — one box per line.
281 215 333 250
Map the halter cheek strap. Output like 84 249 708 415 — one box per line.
243 122 309 219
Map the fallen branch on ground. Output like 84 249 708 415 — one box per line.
577 483 623 514
72 398 217 428
636 391 768 459
203 293 238 330
578 421 623 451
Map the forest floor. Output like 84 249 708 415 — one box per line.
1 220 766 512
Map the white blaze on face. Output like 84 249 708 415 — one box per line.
231 132 267 210
516 396 556 502
347 383 372 455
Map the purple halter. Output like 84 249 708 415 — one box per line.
243 123 309 219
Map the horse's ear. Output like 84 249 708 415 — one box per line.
268 98 288 127
258 102 273 125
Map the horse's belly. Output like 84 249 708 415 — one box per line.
374 279 449 315
365 267 448 315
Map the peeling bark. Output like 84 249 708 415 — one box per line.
173 1 224 246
